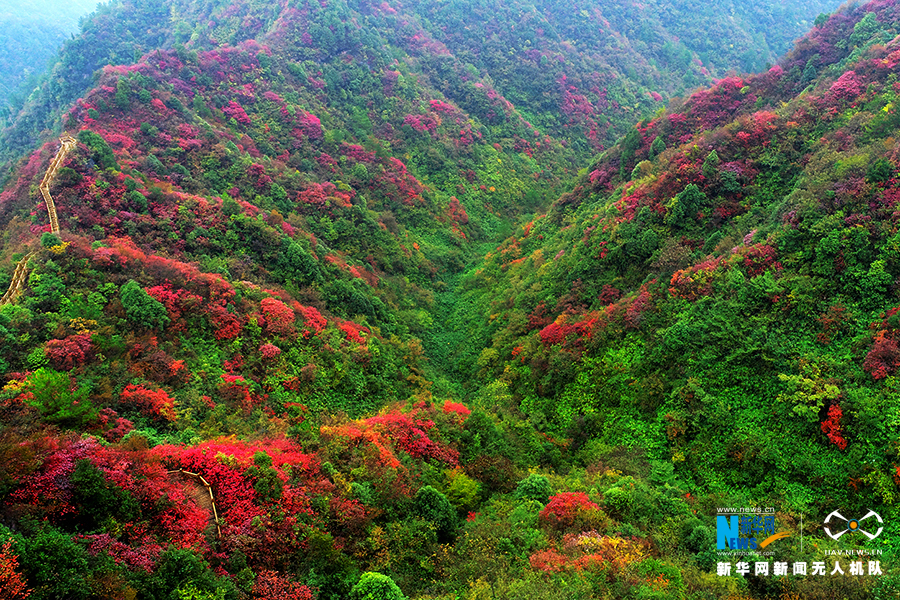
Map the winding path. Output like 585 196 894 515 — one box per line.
40 134 76 235
0 135 75 305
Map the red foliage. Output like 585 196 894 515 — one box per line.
207 303 243 340
149 438 319 563
222 101 251 125
323 406 460 470
341 143 376 163
527 302 553 331
298 305 326 338
442 400 471 420
598 284 621 304
97 408 134 442
0 541 29 599
252 570 314 600
146 283 203 327
45 334 94 370
219 374 253 412
366 411 459 465
539 492 600 529
120 384 177 422
80 533 160 572
338 321 368 344
378 158 424 205
259 343 282 361
821 404 848 450
669 257 727 300
863 330 900 379
743 244 782 277
624 289 652 329
828 70 862 102
12 437 98 517
403 113 440 134
529 548 569 573
539 316 596 346
261 298 295 337
447 196 469 225
297 111 323 139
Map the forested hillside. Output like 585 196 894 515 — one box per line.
2 0 838 165
2 0 899 599
0 0 97 109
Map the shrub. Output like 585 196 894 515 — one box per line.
45 334 93 370
24 368 96 427
350 572 406 600
14 523 91 600
514 473 552 504
414 486 457 539
120 280 170 330
260 298 295 336
0 540 29 600
539 492 604 532
444 469 479 511
40 233 62 249
71 459 140 530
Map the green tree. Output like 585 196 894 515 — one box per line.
649 135 665 159
666 183 707 227
244 451 283 502
414 486 457 540
120 279 169 330
702 150 720 180
14 522 91 600
25 368 96 427
850 12 880 46
141 548 236 600
350 572 406 600
115 77 131 109
71 459 140 530
40 232 61 249
445 469 479 511
77 130 118 170
514 473 552 504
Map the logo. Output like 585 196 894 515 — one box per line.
824 510 883 541
716 512 791 551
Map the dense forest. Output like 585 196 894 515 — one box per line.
2 0 900 599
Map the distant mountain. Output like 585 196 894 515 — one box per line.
2 0 840 164
0 0 97 108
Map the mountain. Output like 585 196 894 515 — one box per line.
2 0 839 165
3 1 899 600
0 0 98 109
452 0 900 588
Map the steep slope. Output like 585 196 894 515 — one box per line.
2 0 841 167
457 0 900 545
0 0 97 108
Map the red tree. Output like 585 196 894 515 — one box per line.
0 541 29 599
261 298 295 337
120 385 177 422
821 404 847 450
45 334 93 370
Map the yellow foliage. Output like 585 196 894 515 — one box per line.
69 318 98 335
3 379 24 392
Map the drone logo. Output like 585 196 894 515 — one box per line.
824 510 883 541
